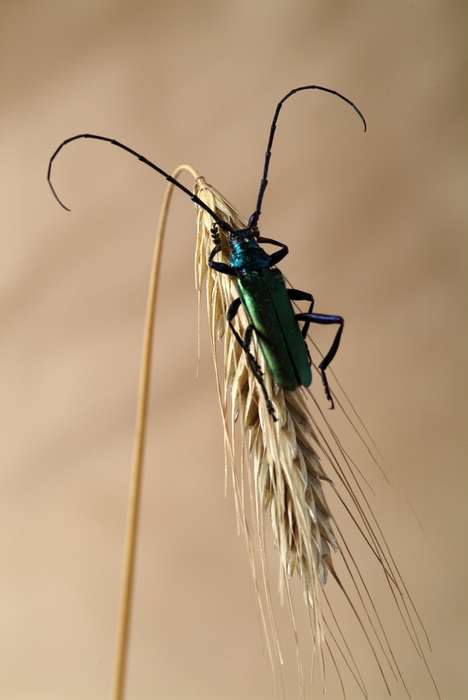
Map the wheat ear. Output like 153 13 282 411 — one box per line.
193 176 439 699
194 178 341 688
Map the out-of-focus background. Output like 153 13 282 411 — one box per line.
1 2 466 699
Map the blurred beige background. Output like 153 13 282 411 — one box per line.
1 2 466 699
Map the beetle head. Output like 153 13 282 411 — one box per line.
228 227 258 249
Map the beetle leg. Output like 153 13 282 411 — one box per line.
210 222 221 245
208 258 237 275
208 243 236 276
288 288 315 338
226 298 277 420
288 288 315 369
295 312 344 409
208 224 237 275
257 237 289 266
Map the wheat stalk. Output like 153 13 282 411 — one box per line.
112 164 201 700
114 166 438 700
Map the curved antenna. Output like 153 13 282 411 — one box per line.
47 133 234 233
248 85 367 229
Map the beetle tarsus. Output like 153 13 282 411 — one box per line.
320 370 335 410
247 351 278 421
210 223 221 245
225 307 278 421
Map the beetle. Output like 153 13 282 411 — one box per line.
48 85 366 419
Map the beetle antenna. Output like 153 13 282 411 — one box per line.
47 133 234 233
248 85 366 229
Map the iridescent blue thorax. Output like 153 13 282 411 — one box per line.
228 228 271 275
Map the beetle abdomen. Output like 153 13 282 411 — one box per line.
237 269 312 391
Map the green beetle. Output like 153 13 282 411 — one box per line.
208 222 343 419
48 85 366 419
